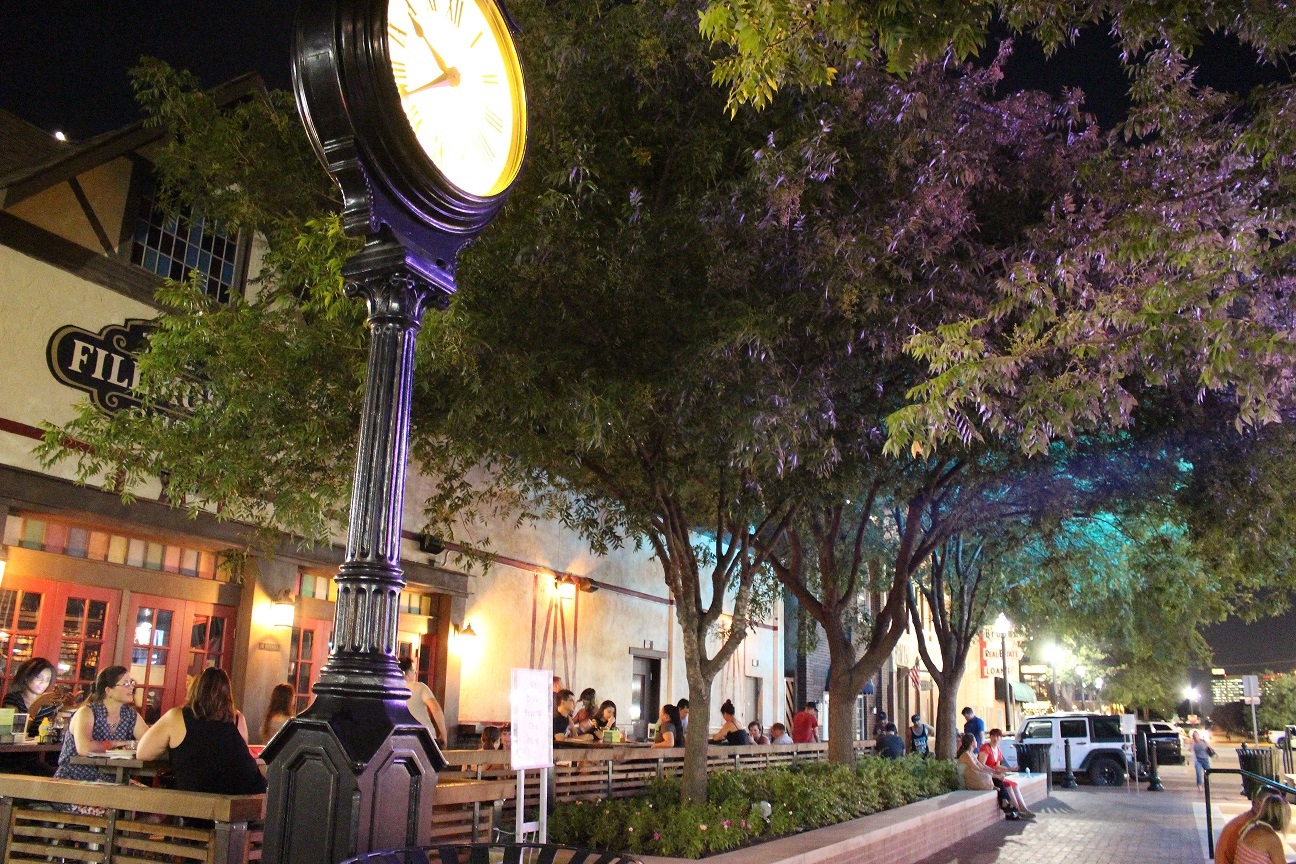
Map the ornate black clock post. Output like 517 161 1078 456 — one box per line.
261 0 525 861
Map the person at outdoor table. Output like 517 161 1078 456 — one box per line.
877 723 907 759
399 657 447 747
651 704 682 748
1234 793 1290 864
479 726 503 750
572 688 599 735
553 689 592 745
136 667 265 795
978 727 1034 818
260 682 295 743
769 722 793 744
594 700 617 733
54 666 148 782
0 657 66 776
747 721 769 745
3 658 65 737
711 700 751 745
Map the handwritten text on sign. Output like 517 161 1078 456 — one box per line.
510 668 554 770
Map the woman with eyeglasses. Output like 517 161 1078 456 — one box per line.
53 666 148 782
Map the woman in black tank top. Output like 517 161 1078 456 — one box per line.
136 668 266 795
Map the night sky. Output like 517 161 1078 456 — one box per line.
0 2 1289 140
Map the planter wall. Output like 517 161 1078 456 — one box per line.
636 773 1049 864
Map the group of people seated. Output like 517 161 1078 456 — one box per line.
554 688 619 745
0 659 269 798
956 728 1035 819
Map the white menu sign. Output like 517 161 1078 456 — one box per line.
510 668 554 770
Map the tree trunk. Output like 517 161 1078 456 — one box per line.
826 665 870 763
680 681 711 803
933 662 966 759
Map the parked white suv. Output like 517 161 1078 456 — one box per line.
1013 713 1133 786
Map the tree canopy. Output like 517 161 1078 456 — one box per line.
35 0 1296 790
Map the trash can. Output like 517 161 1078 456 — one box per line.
1015 742 1053 793
1237 745 1277 798
343 844 641 864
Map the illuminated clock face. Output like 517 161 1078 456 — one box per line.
387 0 527 198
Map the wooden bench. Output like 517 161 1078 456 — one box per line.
0 776 264 864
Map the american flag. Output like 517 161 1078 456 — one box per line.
909 666 921 689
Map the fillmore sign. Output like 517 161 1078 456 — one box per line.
46 319 151 413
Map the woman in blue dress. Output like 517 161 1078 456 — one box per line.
54 666 149 782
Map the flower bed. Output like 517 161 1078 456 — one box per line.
549 755 959 859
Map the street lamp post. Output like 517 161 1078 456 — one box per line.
1185 686 1201 721
994 614 1012 732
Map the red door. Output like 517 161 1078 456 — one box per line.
289 617 332 714
47 583 120 700
127 595 237 716
0 574 121 701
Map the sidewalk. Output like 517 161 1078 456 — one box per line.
910 752 1214 864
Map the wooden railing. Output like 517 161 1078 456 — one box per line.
444 740 876 834
0 743 873 860
0 776 263 864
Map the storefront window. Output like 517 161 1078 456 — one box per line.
0 589 42 691
131 607 173 717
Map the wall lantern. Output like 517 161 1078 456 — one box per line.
555 578 577 600
454 622 477 638
270 591 296 628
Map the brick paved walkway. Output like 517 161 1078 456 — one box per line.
911 758 1205 864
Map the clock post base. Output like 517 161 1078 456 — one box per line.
261 695 443 864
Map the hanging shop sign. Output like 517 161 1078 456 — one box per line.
46 319 151 413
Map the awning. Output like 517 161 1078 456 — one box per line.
995 677 1038 703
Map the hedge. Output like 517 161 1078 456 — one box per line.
549 755 959 859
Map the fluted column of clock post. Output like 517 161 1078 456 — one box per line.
314 247 433 700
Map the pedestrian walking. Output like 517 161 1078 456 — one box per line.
1191 728 1213 789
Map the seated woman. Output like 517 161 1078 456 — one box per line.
978 728 1034 819
1236 793 1290 864
747 721 769 745
260 683 296 743
572 689 600 737
2 658 67 776
54 666 148 783
710 701 750 746
479 726 504 750
594 700 617 735
3 658 64 738
651 704 682 748
136 668 266 795
956 733 997 790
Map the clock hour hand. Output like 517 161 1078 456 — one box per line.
401 71 455 95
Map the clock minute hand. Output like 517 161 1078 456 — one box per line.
405 5 451 74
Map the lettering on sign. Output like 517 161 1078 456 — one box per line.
978 635 1023 679
46 320 151 413
510 668 554 771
